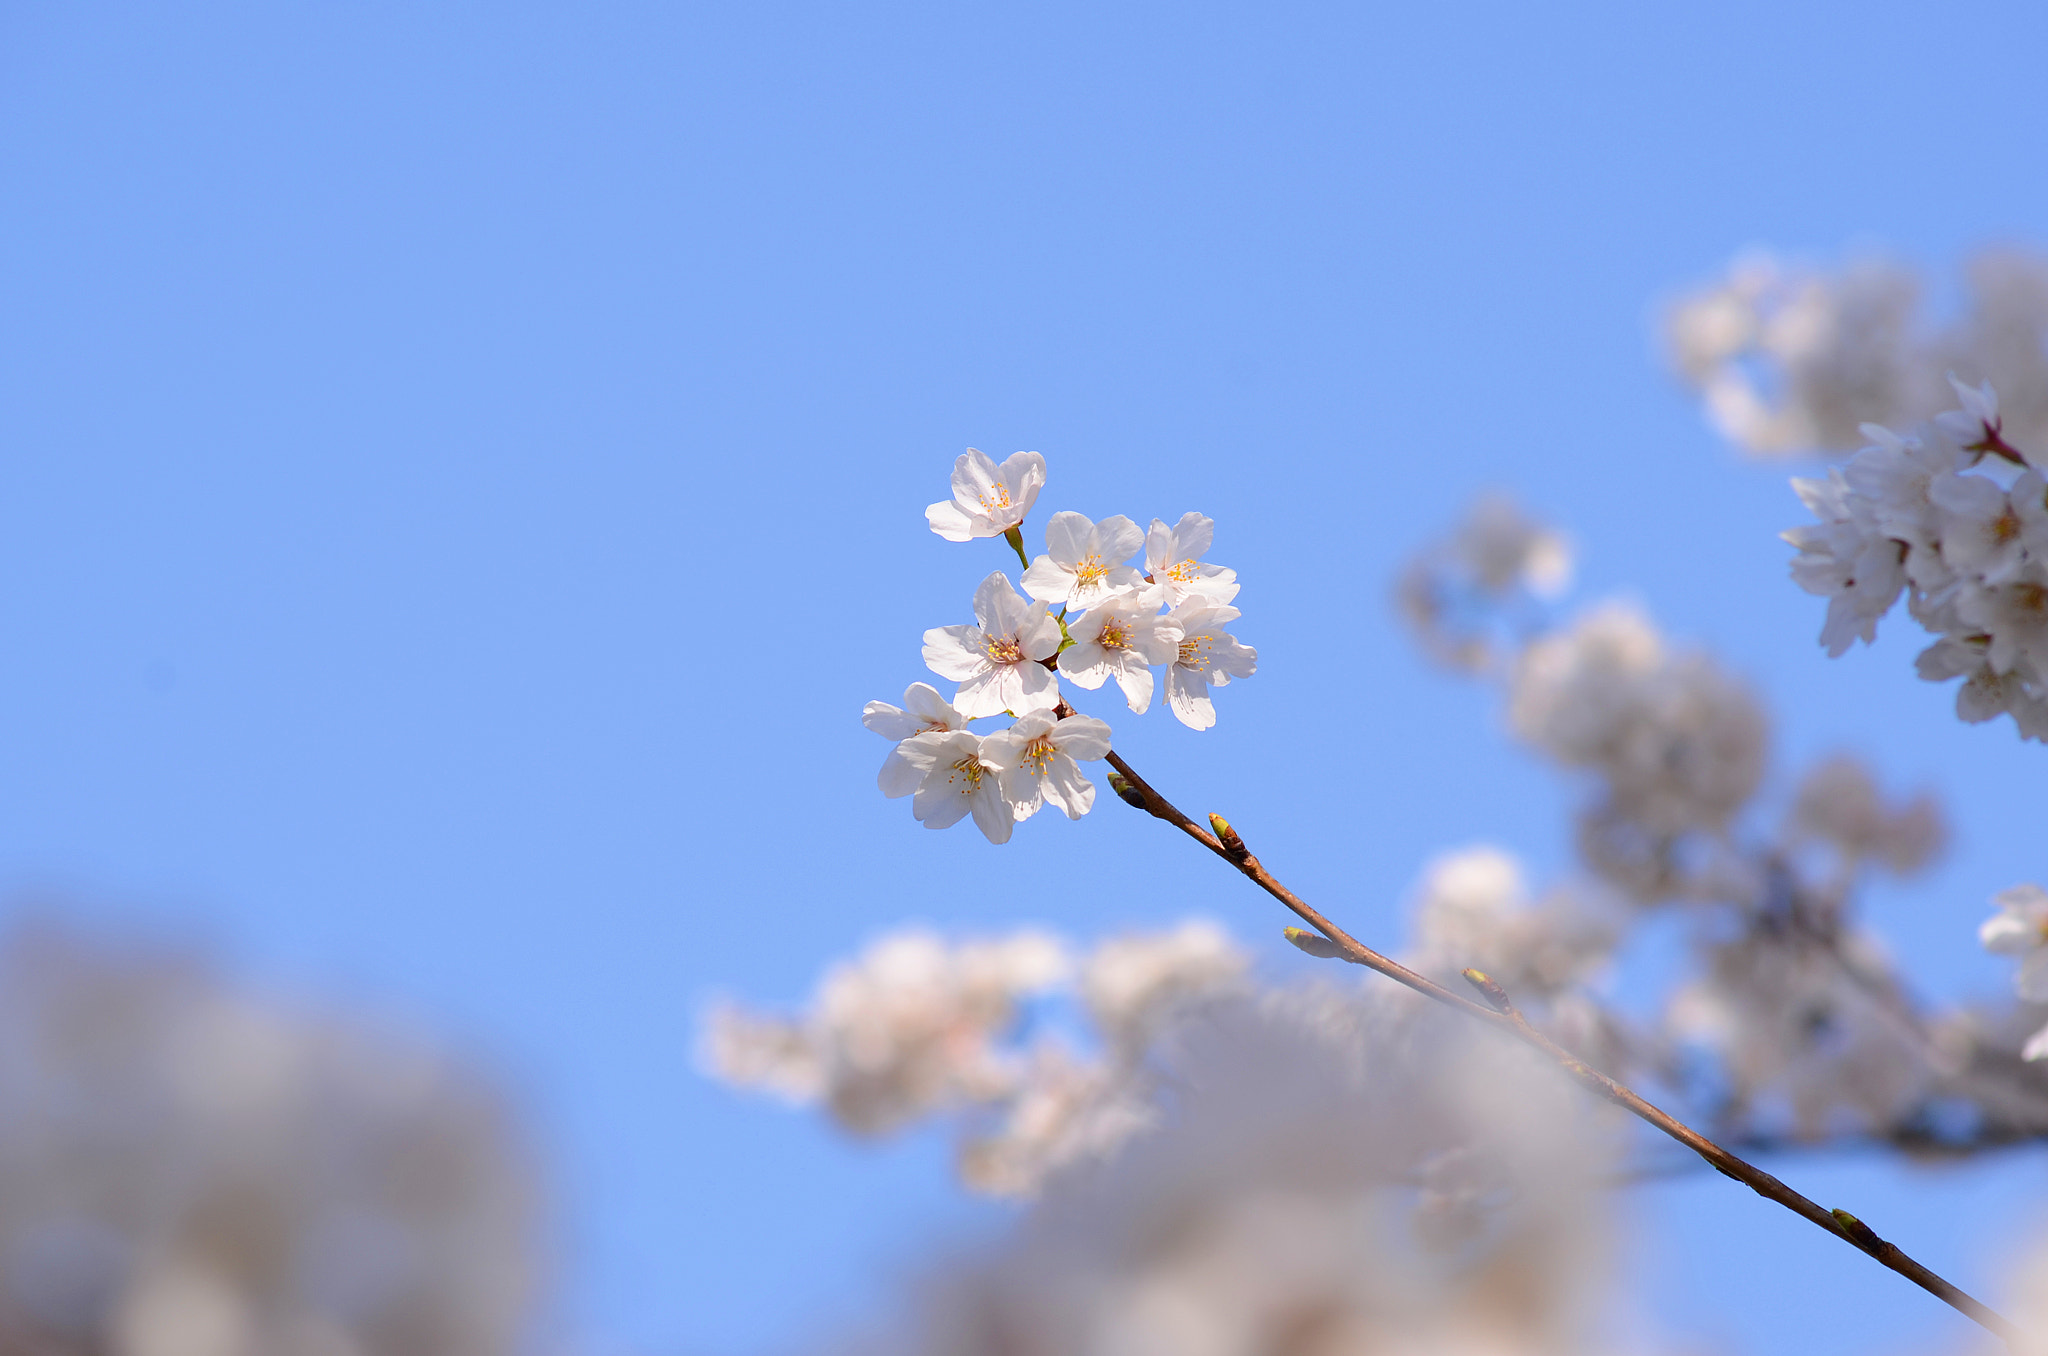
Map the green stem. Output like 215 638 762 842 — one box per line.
1003 526 1030 571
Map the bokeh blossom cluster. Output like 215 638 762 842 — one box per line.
0 924 542 1356
866 448 1256 843
1667 248 2048 458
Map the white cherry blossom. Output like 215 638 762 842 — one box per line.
1144 511 1240 607
1981 883 2048 1060
886 728 1014 843
925 449 1048 542
1059 590 1182 713
1020 510 1146 609
1162 601 1257 730
979 711 1113 823
923 572 1064 719
864 682 969 796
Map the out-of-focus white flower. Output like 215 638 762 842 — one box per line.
924 571 1064 719
886 728 1013 843
0 926 541 1356
1059 591 1182 713
1405 847 1620 1011
1666 928 1930 1137
958 1044 1153 1197
1396 492 1574 674
705 929 1071 1136
1672 247 2048 459
1081 921 1248 1052
1021 511 1146 609
980 711 1113 824
1509 602 1766 848
1981 884 2048 1061
1784 754 1944 878
1143 512 1240 608
864 682 968 796
1162 602 1257 730
926 449 1047 542
1449 492 1574 598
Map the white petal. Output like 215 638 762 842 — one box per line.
925 500 979 542
1166 665 1214 730
1020 556 1071 604
1111 654 1156 713
1049 714 1112 760
923 625 991 682
1040 754 1097 819
1043 511 1094 568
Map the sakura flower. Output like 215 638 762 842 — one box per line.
923 572 1064 719
1843 423 1948 550
979 711 1113 823
1144 512 1240 607
1932 472 2027 583
1935 373 2016 463
1162 601 1257 730
886 729 1014 844
1020 511 1146 609
1059 591 1182 713
925 449 1048 542
1980 883 2048 1059
864 682 968 796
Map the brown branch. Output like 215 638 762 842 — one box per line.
1098 747 2016 1344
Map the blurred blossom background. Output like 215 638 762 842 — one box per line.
7 2 2048 1354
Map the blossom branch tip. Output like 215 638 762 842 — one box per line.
1461 968 1516 1014
1282 927 1348 960
1209 814 1250 861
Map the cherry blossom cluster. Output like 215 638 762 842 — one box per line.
865 448 1257 843
703 921 1249 1195
1783 377 2048 739
1666 247 2048 458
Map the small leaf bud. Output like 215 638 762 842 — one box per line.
1283 926 1347 960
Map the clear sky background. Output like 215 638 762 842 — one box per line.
4 3 2047 1353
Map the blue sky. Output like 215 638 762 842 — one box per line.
4 3 2048 1352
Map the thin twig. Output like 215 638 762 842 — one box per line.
1097 747 2016 1343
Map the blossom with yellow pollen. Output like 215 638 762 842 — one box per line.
884 729 1014 843
1163 602 1258 730
926 449 1047 543
1144 512 1239 608
980 711 1113 824
1021 511 1145 610
923 572 1064 719
864 683 969 796
1059 590 1181 713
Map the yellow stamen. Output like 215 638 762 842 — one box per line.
1096 619 1131 649
1019 735 1058 777
1072 554 1109 590
978 483 1013 513
1177 635 1214 670
985 635 1024 664
945 755 985 791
